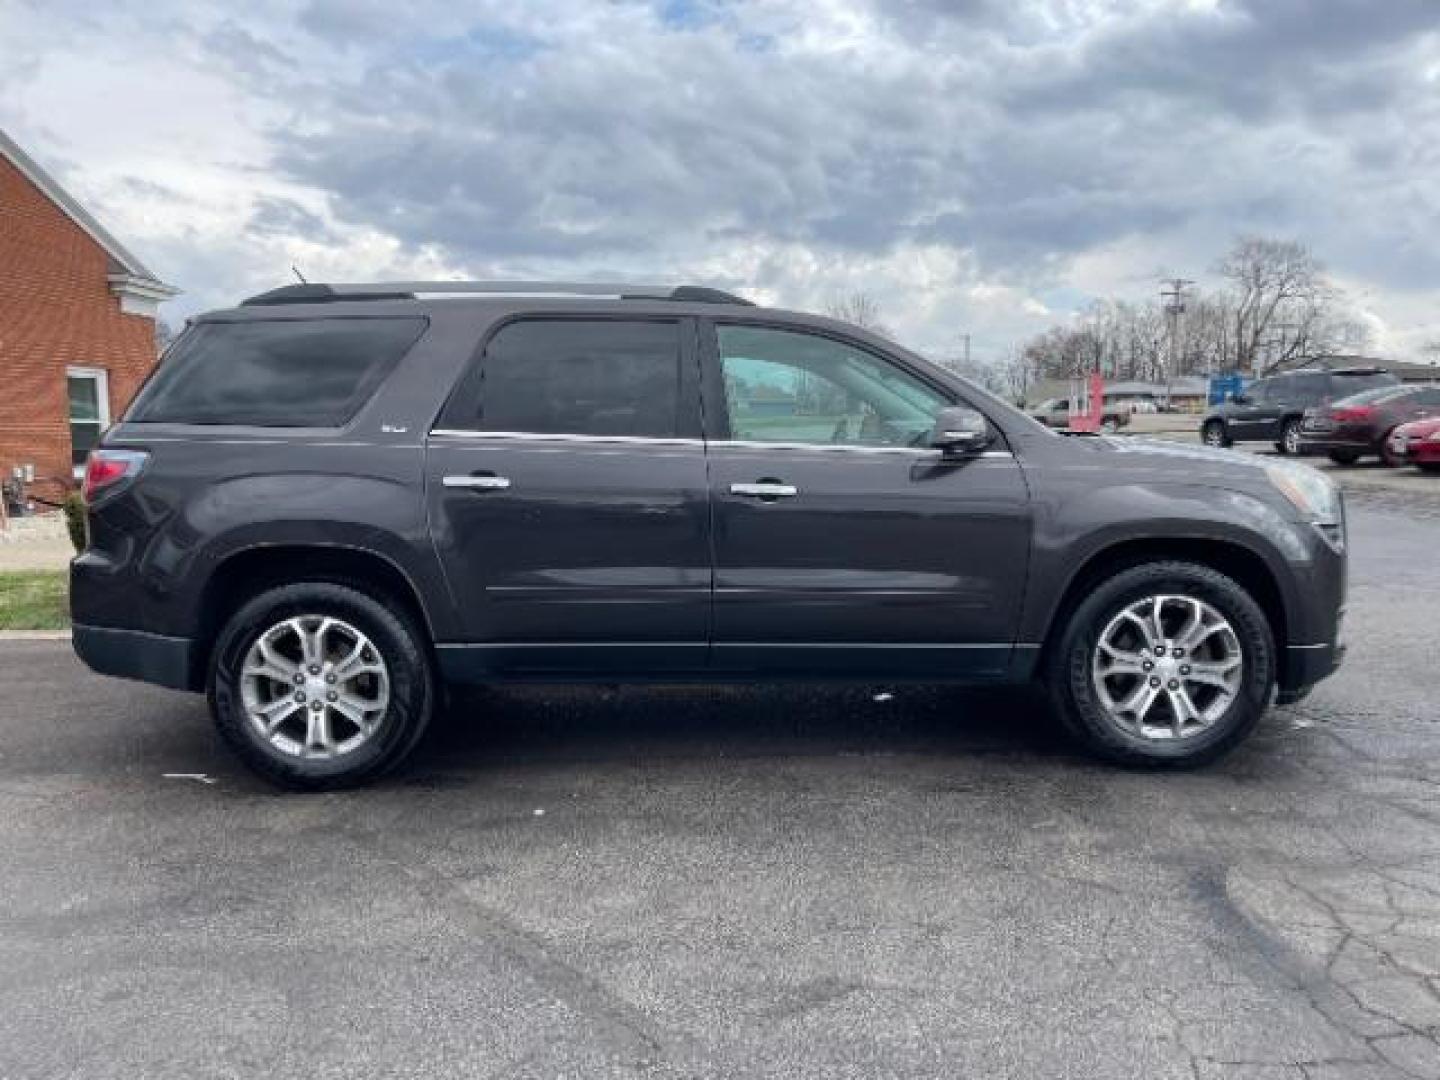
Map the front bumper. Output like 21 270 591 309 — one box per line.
1387 430 1440 464
72 624 196 692
1277 641 1345 703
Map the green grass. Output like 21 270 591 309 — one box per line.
0 571 70 631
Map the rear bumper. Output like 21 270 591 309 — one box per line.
72 624 196 692
1297 434 1375 455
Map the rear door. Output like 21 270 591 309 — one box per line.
701 320 1031 679
425 316 710 676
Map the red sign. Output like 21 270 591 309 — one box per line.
1068 374 1105 433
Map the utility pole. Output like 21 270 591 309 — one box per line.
1160 278 1193 401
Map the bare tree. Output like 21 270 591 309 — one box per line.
1216 236 1335 374
991 346 1033 404
154 319 179 356
1017 235 1365 384
825 292 891 338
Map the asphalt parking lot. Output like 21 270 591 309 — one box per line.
3 487 1440 1079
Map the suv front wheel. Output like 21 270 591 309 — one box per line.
1276 418 1303 456
1201 420 1231 448
208 582 435 789
1047 561 1275 767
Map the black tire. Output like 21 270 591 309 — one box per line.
1276 418 1302 456
1327 449 1362 466
1379 430 1402 468
208 582 435 790
1045 560 1275 768
1419 463 1440 476
1201 421 1231 448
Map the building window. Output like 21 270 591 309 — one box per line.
67 367 110 476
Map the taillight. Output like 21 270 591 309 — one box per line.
1330 405 1375 423
82 449 148 502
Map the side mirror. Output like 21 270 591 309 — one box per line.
1231 392 1249 405
931 406 992 456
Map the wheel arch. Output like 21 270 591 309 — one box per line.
1038 536 1289 681
190 544 435 690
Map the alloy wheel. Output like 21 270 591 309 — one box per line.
239 615 390 759
1091 594 1244 740
1283 422 1302 455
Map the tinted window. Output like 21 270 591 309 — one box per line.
441 320 682 438
1411 387 1440 407
1331 372 1400 396
1288 374 1329 400
717 325 948 447
1251 378 1281 402
129 318 424 426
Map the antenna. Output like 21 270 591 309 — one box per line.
292 265 308 285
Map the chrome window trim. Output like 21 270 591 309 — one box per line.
714 439 1012 459
429 428 1014 458
429 428 703 447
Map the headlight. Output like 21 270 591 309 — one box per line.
1265 460 1341 525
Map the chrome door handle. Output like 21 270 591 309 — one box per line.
730 481 798 498
442 474 511 490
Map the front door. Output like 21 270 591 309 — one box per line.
426 316 710 677
702 322 1032 678
1230 376 1285 439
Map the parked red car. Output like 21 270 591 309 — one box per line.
1387 416 1440 473
1298 384 1440 465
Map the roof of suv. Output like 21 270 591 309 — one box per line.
240 281 756 308
1273 366 1391 378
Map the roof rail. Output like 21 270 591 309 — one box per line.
240 281 754 307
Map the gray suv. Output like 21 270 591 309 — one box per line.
72 282 1348 788
1201 367 1398 455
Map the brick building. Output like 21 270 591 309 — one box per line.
1 127 177 506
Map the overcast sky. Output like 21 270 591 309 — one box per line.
3 0 1438 360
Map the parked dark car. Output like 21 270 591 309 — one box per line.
1201 368 1400 455
72 282 1348 788
1028 397 1130 433
1299 384 1440 465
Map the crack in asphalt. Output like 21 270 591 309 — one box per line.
334 824 692 1074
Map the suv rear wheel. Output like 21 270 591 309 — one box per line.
208 582 435 789
1047 561 1275 767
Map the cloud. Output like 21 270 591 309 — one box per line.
2 0 1439 356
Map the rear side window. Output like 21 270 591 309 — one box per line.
439 320 683 438
1251 378 1281 402
1288 374 1328 399
128 318 425 426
